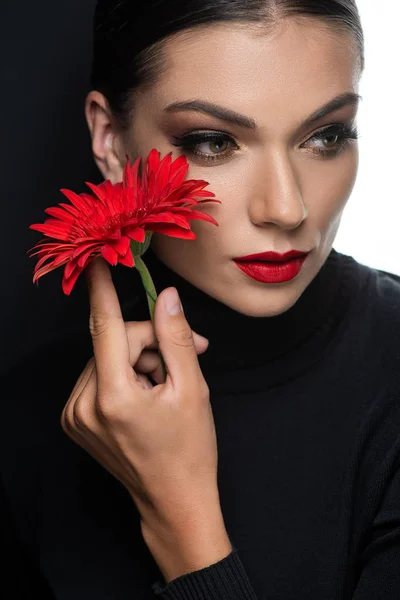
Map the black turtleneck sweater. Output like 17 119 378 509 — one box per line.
1 246 400 599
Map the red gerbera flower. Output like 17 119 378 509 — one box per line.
28 149 221 295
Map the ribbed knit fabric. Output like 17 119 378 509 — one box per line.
152 548 258 599
1 246 400 599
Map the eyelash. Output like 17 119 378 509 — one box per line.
170 123 360 163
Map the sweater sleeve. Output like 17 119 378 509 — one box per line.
351 460 400 599
151 547 259 599
150 464 400 600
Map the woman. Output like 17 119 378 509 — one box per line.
2 0 400 598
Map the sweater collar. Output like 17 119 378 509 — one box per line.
120 246 364 393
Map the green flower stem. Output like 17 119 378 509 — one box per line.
134 254 168 382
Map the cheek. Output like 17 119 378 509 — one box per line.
188 168 249 237
302 151 359 227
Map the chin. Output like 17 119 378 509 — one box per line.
222 286 304 318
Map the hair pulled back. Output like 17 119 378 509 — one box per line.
91 0 364 131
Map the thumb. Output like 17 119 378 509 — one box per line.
154 287 206 391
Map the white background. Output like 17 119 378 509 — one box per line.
334 0 400 275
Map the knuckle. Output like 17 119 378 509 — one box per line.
89 309 111 338
200 379 210 396
196 379 210 400
181 376 209 401
73 403 89 430
95 393 126 424
60 407 68 432
126 320 156 350
169 324 194 348
95 398 116 422
61 404 75 436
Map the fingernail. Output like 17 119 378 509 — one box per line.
143 379 153 390
165 288 182 315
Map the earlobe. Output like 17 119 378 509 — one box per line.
84 90 124 184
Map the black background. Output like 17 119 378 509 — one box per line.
1 1 139 375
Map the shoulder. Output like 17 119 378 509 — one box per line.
341 255 400 430
332 256 400 488
339 251 400 346
327 253 400 425
354 259 400 372
358 259 400 325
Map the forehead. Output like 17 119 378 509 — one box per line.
144 18 360 126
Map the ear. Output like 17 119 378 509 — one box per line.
84 90 126 184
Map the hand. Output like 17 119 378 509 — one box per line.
61 257 221 538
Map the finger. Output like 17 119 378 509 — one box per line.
133 332 209 385
61 362 97 435
86 258 138 389
136 373 153 390
61 358 95 429
124 321 209 363
68 357 96 400
153 287 206 391
134 349 166 385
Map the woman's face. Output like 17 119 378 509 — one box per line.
86 17 362 317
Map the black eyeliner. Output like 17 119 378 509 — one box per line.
171 131 237 148
169 122 360 161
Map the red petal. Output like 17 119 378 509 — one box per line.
147 149 161 174
51 251 73 267
29 223 71 241
143 149 161 196
168 155 189 188
84 181 106 202
162 181 208 205
33 253 58 274
44 207 75 222
123 157 141 212
62 264 83 295
146 224 196 239
166 207 220 227
32 260 60 283
107 230 122 240
113 236 131 256
154 153 172 195
184 211 219 226
192 190 216 198
64 260 77 280
60 189 93 215
141 212 190 229
118 249 135 267
126 227 145 243
77 247 99 268
196 198 222 204
72 243 98 260
101 244 119 265
59 202 81 218
164 206 210 217
28 241 70 257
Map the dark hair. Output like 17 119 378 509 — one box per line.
91 0 364 131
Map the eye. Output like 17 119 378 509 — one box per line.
197 137 230 155
170 131 239 163
304 123 360 157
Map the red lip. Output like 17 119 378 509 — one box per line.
233 255 308 283
234 250 309 262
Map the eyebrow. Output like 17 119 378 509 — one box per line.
164 92 362 130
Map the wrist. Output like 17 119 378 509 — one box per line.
141 508 233 583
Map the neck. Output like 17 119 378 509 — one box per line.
120 246 359 391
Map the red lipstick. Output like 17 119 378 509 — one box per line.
233 250 310 283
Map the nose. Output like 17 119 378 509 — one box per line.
248 149 308 229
